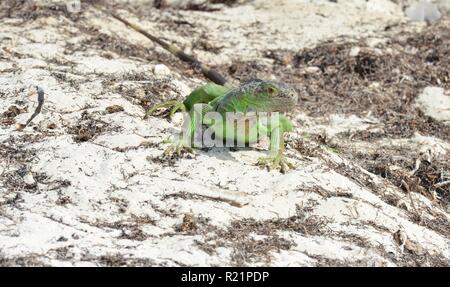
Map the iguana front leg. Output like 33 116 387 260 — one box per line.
257 118 296 173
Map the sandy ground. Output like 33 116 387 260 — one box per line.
0 0 449 266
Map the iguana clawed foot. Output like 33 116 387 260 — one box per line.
147 101 195 158
163 140 195 158
145 100 185 119
257 154 296 174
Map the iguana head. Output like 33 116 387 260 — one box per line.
242 80 298 113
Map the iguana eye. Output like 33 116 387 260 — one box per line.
266 85 278 96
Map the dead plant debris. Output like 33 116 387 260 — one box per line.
223 23 449 141
67 111 114 142
105 105 124 114
193 204 329 265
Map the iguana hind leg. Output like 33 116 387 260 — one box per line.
147 83 232 158
163 103 211 158
145 100 185 119
145 83 231 119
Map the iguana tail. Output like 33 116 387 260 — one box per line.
90 1 228 86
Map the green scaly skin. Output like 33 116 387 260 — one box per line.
146 80 298 173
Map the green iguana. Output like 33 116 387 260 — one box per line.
147 80 298 173
92 3 298 173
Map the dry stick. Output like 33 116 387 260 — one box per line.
92 3 228 86
401 179 421 220
434 180 450 189
17 86 45 130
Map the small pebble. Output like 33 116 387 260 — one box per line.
153 64 171 77
303 66 321 74
23 172 36 186
349 47 360 57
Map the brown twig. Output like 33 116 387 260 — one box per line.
17 86 45 130
90 1 228 86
